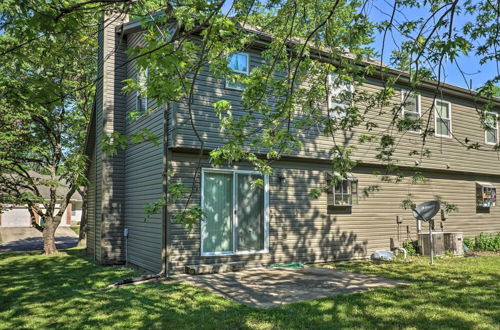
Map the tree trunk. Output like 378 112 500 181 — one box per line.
77 187 87 247
43 217 59 255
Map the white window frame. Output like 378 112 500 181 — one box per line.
136 68 149 113
484 112 499 145
326 173 358 207
200 168 269 257
327 73 354 118
225 52 250 91
401 90 421 133
434 99 452 138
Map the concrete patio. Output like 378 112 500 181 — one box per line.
176 266 409 308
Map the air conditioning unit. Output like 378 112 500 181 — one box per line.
444 232 464 256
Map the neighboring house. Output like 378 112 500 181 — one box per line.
0 182 83 228
85 13 500 274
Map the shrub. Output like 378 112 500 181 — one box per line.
402 240 418 256
463 237 473 250
464 232 500 251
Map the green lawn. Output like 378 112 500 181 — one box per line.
0 250 498 329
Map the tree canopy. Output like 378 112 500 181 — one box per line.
0 1 96 252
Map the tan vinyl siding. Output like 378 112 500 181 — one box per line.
100 31 500 273
123 31 164 273
102 14 127 264
86 149 96 256
91 13 128 264
93 19 104 262
100 14 128 264
166 152 500 273
172 50 500 177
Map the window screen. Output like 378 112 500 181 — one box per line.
236 173 265 251
136 68 148 113
402 90 421 132
485 112 498 145
202 172 234 253
328 73 354 118
435 100 451 137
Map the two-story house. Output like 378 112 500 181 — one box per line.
85 12 500 275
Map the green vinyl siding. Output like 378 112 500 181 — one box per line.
123 31 164 273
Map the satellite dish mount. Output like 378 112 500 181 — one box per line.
412 201 441 265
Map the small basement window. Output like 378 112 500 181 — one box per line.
476 182 496 208
326 173 358 206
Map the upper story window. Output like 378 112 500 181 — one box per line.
225 53 249 90
136 68 148 113
401 90 421 133
328 73 354 118
434 100 452 138
484 112 498 145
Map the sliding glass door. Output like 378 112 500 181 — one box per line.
201 169 268 256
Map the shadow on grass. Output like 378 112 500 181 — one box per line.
0 236 78 252
0 251 498 329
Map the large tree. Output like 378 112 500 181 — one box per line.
1 0 498 240
0 2 96 253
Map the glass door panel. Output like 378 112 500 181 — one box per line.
202 172 233 253
236 173 265 251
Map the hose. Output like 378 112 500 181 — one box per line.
395 247 407 259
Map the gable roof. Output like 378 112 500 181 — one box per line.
5 171 83 202
28 171 82 201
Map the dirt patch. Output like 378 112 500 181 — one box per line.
465 251 500 257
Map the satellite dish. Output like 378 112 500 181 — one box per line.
412 201 441 265
412 201 441 222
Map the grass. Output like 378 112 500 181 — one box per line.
0 250 498 329
69 226 80 236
